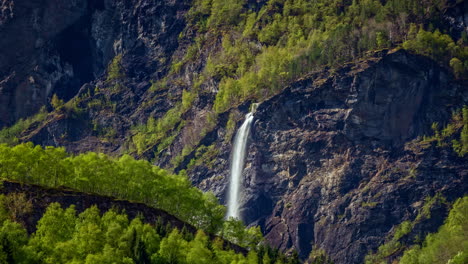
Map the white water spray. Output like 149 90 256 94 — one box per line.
226 112 254 220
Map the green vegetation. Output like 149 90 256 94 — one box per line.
187 144 220 171
220 218 262 250
132 90 196 156
0 2 465 261
0 201 298 264
149 78 168 92
0 143 297 252
399 196 468 264
225 111 240 141
361 201 378 208
4 0 465 172
183 0 467 114
452 107 468 156
0 143 224 233
365 221 413 264
0 107 48 145
403 26 468 75
306 249 334 264
365 193 448 264
50 94 64 110
170 111 218 169
54 98 86 122
421 106 468 157
86 96 117 113
131 86 219 170
107 54 124 81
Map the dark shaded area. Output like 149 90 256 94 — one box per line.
54 16 95 101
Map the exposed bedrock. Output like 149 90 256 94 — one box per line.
0 0 188 128
190 50 467 263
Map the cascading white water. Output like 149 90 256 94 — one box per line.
226 112 254 220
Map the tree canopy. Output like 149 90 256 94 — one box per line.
0 143 224 233
0 201 296 264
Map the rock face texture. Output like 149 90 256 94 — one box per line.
0 0 89 127
1 0 467 264
189 50 467 263
0 0 188 128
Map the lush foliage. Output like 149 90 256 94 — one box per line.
0 201 298 264
403 26 468 76
183 0 468 114
0 143 225 232
451 106 468 156
399 196 468 264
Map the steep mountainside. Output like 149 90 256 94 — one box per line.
0 0 467 263
0 0 189 129
187 50 468 262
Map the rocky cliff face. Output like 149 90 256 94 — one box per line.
188 50 467 263
0 0 91 127
1 0 467 263
0 0 188 128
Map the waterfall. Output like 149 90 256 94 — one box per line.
226 112 254 220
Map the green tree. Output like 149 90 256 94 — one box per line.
186 230 213 264
0 220 29 263
450 57 464 78
399 196 468 264
107 54 124 81
376 31 390 48
208 0 244 27
263 253 272 264
51 94 64 110
158 229 188 264
27 203 77 263
73 206 105 259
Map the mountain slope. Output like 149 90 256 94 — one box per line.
0 0 467 263
183 49 468 262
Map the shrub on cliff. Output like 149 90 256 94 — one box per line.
399 196 468 264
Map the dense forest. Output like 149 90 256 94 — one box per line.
0 143 264 244
187 0 468 112
0 198 299 264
